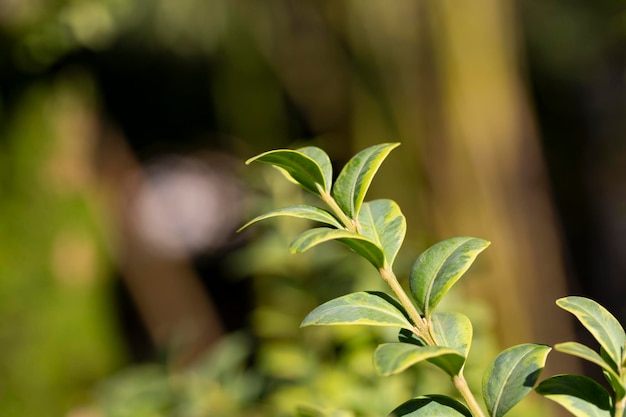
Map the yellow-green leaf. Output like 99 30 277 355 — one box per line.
300 291 413 330
246 148 330 196
374 343 463 376
358 199 406 268
536 375 612 417
297 146 333 194
289 227 385 269
332 143 400 219
427 312 472 376
556 296 626 371
388 395 472 417
238 205 343 231
555 342 621 381
482 343 551 417
409 237 490 318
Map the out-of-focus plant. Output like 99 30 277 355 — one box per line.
96 332 264 417
0 74 124 416
240 142 626 417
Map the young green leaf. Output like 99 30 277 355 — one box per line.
601 348 626 400
428 312 473 376
358 199 406 268
482 343 551 417
374 343 463 376
289 227 385 269
300 291 413 331
297 146 333 194
409 237 490 318
388 395 472 417
536 375 612 417
332 143 400 219
556 296 626 371
246 148 329 196
555 342 621 381
238 205 343 231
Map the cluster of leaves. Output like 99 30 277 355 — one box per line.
241 143 626 417
536 297 626 416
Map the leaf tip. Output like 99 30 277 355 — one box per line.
244 155 259 165
555 297 569 308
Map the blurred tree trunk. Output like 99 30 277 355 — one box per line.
422 0 578 375
95 128 224 368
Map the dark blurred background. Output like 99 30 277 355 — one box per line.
0 0 625 416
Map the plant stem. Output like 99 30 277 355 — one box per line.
379 267 433 344
326 195 485 417
615 396 626 417
454 373 487 417
318 187 357 232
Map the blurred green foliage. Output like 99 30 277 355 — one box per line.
0 74 125 414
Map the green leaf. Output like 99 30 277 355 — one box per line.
300 291 413 331
536 375 612 417
555 342 621 381
556 296 626 370
374 343 463 376
482 343 551 417
388 395 472 417
358 199 406 268
332 143 400 219
297 146 333 194
603 371 626 401
289 227 385 269
393 330 468 377
601 348 626 400
246 148 329 196
238 205 343 231
409 237 490 318
428 312 472 376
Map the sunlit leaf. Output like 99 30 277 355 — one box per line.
358 199 406 268
555 342 620 381
388 395 472 417
374 343 463 376
297 146 333 194
289 227 385 269
556 296 626 371
536 375 612 417
246 148 329 196
427 312 472 376
332 143 400 219
601 348 626 400
238 205 343 231
482 343 551 417
300 291 413 331
409 237 490 318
